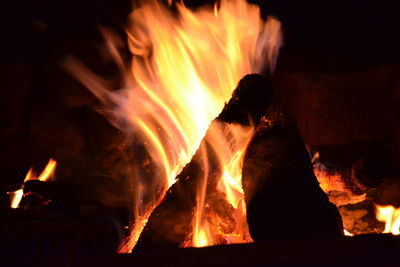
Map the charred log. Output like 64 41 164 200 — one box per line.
135 142 223 249
219 74 275 126
242 103 343 240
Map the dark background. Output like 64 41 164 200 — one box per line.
1 0 400 187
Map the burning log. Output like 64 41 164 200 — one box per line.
135 148 215 249
242 103 343 240
135 74 274 249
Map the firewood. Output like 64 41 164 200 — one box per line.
136 74 275 249
135 141 224 249
242 102 343 241
218 74 274 126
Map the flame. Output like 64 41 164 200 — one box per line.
37 159 57 182
24 158 57 182
191 122 254 247
8 189 24 209
67 0 281 252
8 158 57 208
375 204 400 235
343 229 354 236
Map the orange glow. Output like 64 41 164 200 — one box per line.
9 158 57 208
376 204 400 235
312 152 366 206
68 0 281 252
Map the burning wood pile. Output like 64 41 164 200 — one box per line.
1 0 400 265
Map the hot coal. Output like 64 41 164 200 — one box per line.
338 200 383 235
242 102 343 240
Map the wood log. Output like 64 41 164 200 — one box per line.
242 102 343 240
135 144 220 249
136 73 342 249
136 74 275 249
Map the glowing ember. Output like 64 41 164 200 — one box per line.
8 158 57 208
68 0 281 252
376 204 400 235
312 152 366 207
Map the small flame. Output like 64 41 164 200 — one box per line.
67 0 281 252
8 189 23 209
24 158 57 182
375 204 400 235
344 229 354 236
8 159 57 208
37 159 57 182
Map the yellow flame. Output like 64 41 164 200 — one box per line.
68 0 281 252
9 189 24 209
38 159 57 182
24 158 57 182
376 204 400 235
187 122 254 248
194 229 209 248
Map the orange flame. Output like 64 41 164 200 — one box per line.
24 158 57 183
9 158 57 208
67 0 281 252
188 122 254 247
376 204 400 235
